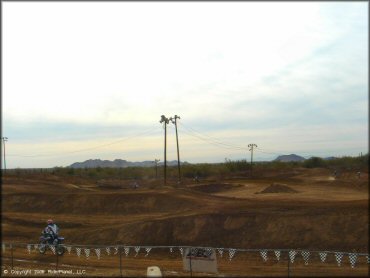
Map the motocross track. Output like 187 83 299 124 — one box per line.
1 167 369 276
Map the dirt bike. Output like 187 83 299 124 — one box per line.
39 234 65 255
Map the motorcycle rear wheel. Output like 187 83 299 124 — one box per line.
39 244 46 254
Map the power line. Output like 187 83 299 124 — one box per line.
7 126 160 158
178 122 248 151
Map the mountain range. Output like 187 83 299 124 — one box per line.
69 159 189 168
69 154 337 168
274 154 306 162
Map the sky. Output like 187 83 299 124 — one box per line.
2 1 368 168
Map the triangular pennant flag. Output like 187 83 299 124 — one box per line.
334 252 343 266
124 247 130 257
301 251 310 265
27 244 32 254
274 250 281 261
114 246 119 255
106 247 111 255
145 247 152 257
228 249 236 261
134 246 140 257
217 248 224 258
179 247 183 257
84 248 90 259
289 250 297 263
76 247 82 257
205 248 212 257
50 245 56 255
348 253 357 268
260 250 268 262
66 246 72 254
34 244 39 251
367 255 369 264
169 247 173 253
319 252 327 263
95 249 101 260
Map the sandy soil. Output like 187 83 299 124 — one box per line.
1 167 368 276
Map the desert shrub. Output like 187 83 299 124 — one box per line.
224 159 249 172
303 157 326 168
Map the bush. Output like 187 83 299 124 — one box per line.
303 157 326 168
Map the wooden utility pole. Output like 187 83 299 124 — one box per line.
2 137 8 174
160 115 169 186
170 115 181 183
248 143 257 177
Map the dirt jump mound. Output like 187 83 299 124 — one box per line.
257 183 299 194
191 183 242 193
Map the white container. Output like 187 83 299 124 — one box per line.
147 266 162 277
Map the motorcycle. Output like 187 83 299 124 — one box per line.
39 234 65 255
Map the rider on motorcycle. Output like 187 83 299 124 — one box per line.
42 219 59 245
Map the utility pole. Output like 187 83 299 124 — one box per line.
159 115 169 186
2 137 8 174
248 143 257 177
170 115 181 184
154 159 160 179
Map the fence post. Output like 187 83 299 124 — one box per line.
56 249 59 270
119 247 122 277
287 253 290 277
189 247 192 277
11 244 14 270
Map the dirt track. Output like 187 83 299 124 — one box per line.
1 167 369 276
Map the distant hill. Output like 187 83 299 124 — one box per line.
69 159 189 168
324 156 337 160
274 154 306 162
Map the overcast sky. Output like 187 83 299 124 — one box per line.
2 2 368 168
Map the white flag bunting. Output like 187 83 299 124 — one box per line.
76 247 81 257
260 250 268 262
84 248 90 259
106 247 111 255
301 251 310 265
289 250 297 263
134 246 140 257
335 252 343 266
228 249 236 261
348 253 357 268
124 247 130 256
95 248 101 259
27 244 32 254
319 252 327 263
66 246 72 254
145 247 152 257
217 248 224 258
274 250 281 261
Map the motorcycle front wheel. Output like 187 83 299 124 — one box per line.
56 245 65 256
38 244 46 254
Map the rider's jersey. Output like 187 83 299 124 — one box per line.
44 224 59 238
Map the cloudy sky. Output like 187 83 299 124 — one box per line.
2 2 368 168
